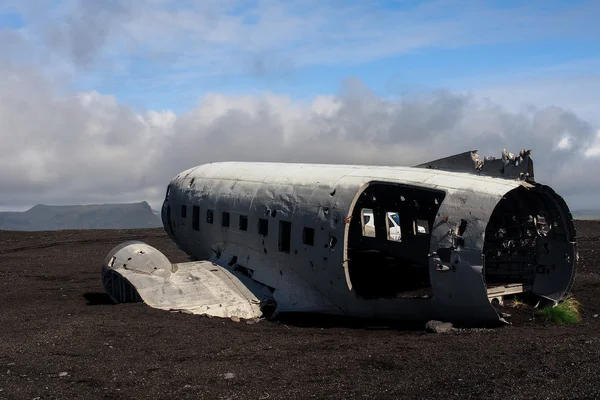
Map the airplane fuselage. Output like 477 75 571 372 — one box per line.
159 161 576 324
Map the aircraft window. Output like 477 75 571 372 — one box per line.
414 219 430 235
361 208 376 237
207 209 214 224
166 205 175 238
192 206 200 231
165 186 171 200
386 212 402 242
239 215 248 231
222 212 230 227
181 205 187 218
258 218 268 236
278 221 292 253
303 227 315 246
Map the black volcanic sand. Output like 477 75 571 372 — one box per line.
0 222 599 399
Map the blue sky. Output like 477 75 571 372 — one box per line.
2 0 598 113
1 0 599 211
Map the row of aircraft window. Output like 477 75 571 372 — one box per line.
360 208 430 242
179 203 428 251
180 204 316 253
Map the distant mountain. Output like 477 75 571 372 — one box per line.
572 209 600 220
0 201 163 231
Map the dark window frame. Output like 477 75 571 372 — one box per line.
258 218 268 236
192 205 200 231
239 215 248 231
279 220 292 253
302 227 315 246
222 211 230 227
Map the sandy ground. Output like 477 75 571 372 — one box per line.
0 221 599 400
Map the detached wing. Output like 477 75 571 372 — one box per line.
102 241 271 319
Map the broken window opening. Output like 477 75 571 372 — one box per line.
347 183 445 299
181 205 187 219
239 215 248 231
278 220 292 253
192 205 200 231
414 219 430 235
386 212 402 242
303 227 315 246
222 212 230 228
258 218 268 236
206 209 214 224
361 208 376 237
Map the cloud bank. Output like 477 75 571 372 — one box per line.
2 67 599 210
1 1 599 210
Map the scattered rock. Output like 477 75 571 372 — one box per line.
425 320 453 333
500 312 512 318
593 314 598 318
245 318 260 325
58 372 69 377
183 384 192 389
230 316 240 323
223 372 235 380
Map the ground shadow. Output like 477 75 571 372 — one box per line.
83 292 114 305
271 311 509 330
272 312 428 331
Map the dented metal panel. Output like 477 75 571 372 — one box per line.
103 149 576 325
102 242 267 319
416 148 535 183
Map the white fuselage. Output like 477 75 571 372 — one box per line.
160 162 575 324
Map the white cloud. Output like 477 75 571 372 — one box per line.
2 1 600 211
584 130 600 158
1 67 599 210
470 72 600 126
556 135 573 150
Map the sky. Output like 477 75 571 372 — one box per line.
1 0 599 212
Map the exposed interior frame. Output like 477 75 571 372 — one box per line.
483 185 576 304
345 181 446 299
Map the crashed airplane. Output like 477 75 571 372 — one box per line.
102 149 576 325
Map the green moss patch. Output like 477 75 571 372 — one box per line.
537 297 581 325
